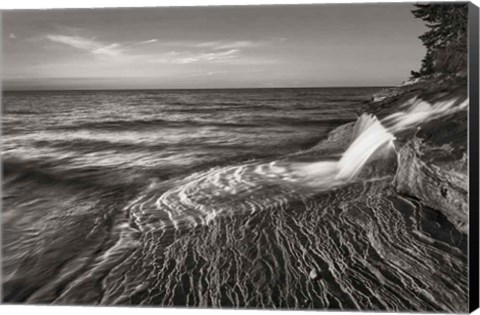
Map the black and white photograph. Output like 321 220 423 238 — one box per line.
1 1 478 313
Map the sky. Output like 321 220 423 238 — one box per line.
2 4 428 90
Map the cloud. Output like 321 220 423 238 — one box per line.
156 38 287 64
175 49 240 64
137 39 158 45
147 48 243 64
45 34 124 57
195 40 256 50
169 38 286 50
206 70 229 76
43 33 281 65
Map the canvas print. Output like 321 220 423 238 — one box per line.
1 2 478 312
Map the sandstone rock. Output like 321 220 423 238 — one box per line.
394 137 468 234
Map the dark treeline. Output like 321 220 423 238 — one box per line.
411 3 468 78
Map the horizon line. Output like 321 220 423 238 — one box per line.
2 85 393 92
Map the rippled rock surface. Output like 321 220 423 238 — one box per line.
3 175 468 311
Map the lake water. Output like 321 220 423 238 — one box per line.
1 88 468 311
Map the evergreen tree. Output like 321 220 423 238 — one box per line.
411 3 468 78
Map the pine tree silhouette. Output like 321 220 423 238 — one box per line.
410 3 468 78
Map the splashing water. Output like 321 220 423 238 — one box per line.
297 96 468 183
297 96 469 183
382 96 468 133
291 113 395 184
129 96 468 231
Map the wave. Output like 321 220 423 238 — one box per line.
123 95 468 232
54 118 256 131
2 158 143 192
51 117 352 132
124 114 396 232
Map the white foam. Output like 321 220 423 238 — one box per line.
336 114 395 181
383 97 467 133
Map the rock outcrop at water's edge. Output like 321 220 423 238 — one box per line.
394 137 468 234
341 77 469 234
385 81 468 234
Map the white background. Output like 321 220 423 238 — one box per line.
0 0 479 315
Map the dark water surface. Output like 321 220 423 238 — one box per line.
1 88 468 311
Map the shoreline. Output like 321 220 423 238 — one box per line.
313 77 469 234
